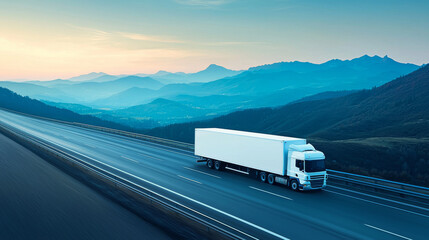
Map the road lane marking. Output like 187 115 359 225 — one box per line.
13 112 196 159
152 145 196 158
83 130 196 158
324 189 429 218
364 224 412 240
328 185 429 212
177 175 202 184
184 167 221 179
1 114 288 240
121 156 138 163
82 143 98 149
45 142 289 240
137 152 164 161
249 186 293 201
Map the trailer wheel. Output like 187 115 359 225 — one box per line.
207 159 214 169
267 174 275 185
214 160 224 171
290 180 299 191
259 172 267 182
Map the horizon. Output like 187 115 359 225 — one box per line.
1 54 423 82
1 1 429 239
1 0 428 80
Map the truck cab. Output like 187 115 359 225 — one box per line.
287 144 327 190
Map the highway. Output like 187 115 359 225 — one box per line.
0 109 428 240
0 120 172 240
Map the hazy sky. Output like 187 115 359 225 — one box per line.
1 0 428 80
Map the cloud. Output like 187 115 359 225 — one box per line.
68 25 184 46
0 26 202 79
119 32 185 44
202 41 264 46
67 25 111 41
174 0 232 7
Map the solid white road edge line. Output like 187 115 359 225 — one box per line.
328 186 429 212
184 167 221 179
324 189 429 218
178 175 202 184
2 110 196 158
249 186 293 201
364 224 412 240
328 185 429 212
49 141 290 240
20 137 259 240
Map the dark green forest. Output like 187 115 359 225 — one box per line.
0 87 130 131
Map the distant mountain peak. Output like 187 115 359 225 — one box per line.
155 70 170 75
67 72 108 82
350 54 398 64
358 54 381 59
205 64 228 71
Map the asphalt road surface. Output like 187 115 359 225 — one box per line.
0 130 172 240
0 109 428 240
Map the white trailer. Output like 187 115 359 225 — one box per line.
195 128 327 191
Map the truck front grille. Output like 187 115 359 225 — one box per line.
310 175 325 180
310 179 324 188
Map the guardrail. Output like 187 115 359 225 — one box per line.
0 107 195 150
326 169 429 203
0 121 251 240
75 122 195 151
1 107 428 204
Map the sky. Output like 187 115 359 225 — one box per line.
0 0 428 80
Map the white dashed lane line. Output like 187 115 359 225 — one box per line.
177 175 202 184
184 167 221 179
364 224 412 240
249 186 293 201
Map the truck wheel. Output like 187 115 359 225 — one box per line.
214 160 223 171
259 172 267 182
267 174 275 185
290 180 299 191
207 159 214 169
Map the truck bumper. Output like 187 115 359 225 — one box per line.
300 183 326 191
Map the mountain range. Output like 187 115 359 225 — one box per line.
0 55 421 125
90 55 419 107
145 64 243 84
0 75 164 103
147 65 429 186
148 64 429 141
1 61 428 186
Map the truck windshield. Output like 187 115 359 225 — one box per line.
305 160 326 172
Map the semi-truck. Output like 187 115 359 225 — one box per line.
194 128 327 191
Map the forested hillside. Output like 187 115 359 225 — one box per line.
147 65 429 186
0 87 130 131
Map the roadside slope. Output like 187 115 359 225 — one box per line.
0 133 171 240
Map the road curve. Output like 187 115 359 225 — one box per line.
0 109 427 240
